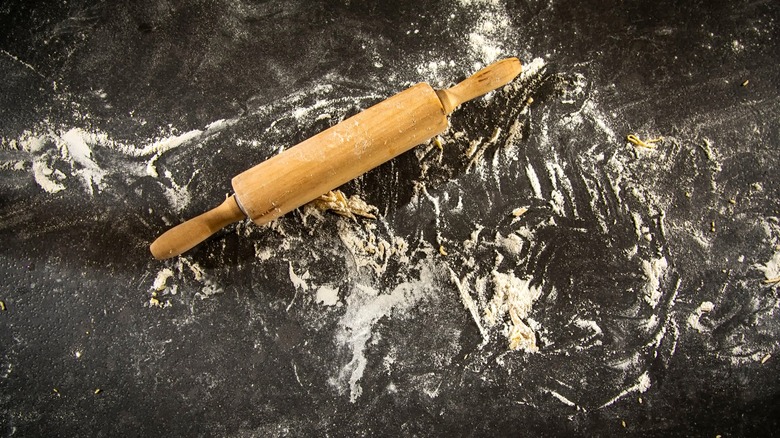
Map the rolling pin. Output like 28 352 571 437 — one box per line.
150 57 522 259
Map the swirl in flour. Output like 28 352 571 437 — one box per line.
0 58 684 408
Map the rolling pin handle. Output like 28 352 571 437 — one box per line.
436 57 523 114
150 195 246 260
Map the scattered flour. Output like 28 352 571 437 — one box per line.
518 57 547 83
315 286 340 307
152 268 175 292
160 169 193 214
495 232 524 255
468 33 504 65
331 264 437 403
573 318 604 339
687 301 715 332
600 371 651 408
457 0 501 5
147 267 177 308
484 271 542 352
286 262 311 311
288 262 311 291
144 129 204 178
465 2 511 64
544 388 578 408
526 163 543 198
449 269 490 345
60 128 107 194
642 257 669 308
413 1 514 84
5 118 234 203
582 100 618 143
31 160 66 193
755 250 780 283
179 258 223 298
1 24 703 412
726 344 773 366
336 220 410 276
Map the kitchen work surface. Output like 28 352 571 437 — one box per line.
1 0 778 436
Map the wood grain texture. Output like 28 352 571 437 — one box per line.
234 58 522 226
436 57 522 114
150 58 522 258
149 195 245 259
232 82 448 225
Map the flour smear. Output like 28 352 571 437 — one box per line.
0 1 707 412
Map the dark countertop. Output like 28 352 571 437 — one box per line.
1 0 779 436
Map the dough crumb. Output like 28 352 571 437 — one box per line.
626 134 663 149
512 206 529 217
484 271 542 352
311 190 378 220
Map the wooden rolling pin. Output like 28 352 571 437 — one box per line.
150 57 522 259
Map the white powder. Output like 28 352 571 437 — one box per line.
545 160 577 217
457 0 500 5
519 57 546 82
332 264 437 402
725 344 771 366
687 301 714 332
495 232 524 255
468 33 504 65
7 117 234 199
484 271 542 352
413 1 513 83
179 258 223 298
573 318 604 337
336 220 410 276
449 269 490 345
642 257 668 308
464 2 510 64
550 190 566 216
315 286 340 306
288 262 311 291
61 129 98 167
560 72 587 104
254 244 274 261
609 352 642 371
544 388 577 407
582 100 617 143
600 371 651 408
144 129 203 177
144 258 219 303
755 250 780 282
152 268 175 292
1 25 709 410
59 128 108 194
161 169 193 214
204 118 230 130
31 160 66 193
525 163 543 198
18 130 101 194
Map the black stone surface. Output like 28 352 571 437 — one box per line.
1 0 779 436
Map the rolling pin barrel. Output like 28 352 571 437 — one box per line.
232 82 448 225
150 57 522 259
